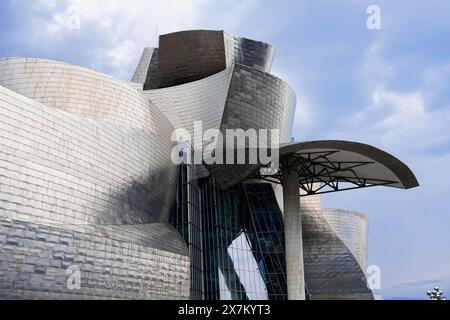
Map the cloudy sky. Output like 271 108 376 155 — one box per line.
1 0 449 299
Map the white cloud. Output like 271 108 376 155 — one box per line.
346 87 450 152
292 97 317 140
356 39 396 89
31 0 205 77
106 40 137 69
4 0 450 298
328 38 450 154
372 90 450 150
13 0 230 78
7 0 291 79
322 34 450 298
423 63 450 97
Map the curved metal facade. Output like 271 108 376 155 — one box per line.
0 58 188 299
0 58 177 224
220 64 296 143
0 29 410 300
323 209 369 271
223 32 275 73
144 63 296 148
144 65 235 141
0 58 169 134
142 30 293 143
145 30 227 89
144 30 275 90
140 31 296 191
300 195 374 300
132 47 158 84
0 218 189 300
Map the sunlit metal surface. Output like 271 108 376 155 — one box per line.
0 59 189 299
0 29 419 300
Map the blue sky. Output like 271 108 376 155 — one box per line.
1 0 449 299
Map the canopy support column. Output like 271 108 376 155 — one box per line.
283 169 305 300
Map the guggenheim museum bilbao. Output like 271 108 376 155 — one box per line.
0 30 419 300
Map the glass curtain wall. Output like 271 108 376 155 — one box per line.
173 164 289 300
199 178 288 300
172 164 204 300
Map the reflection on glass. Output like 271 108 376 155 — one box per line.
218 268 232 300
227 232 268 300
174 164 288 300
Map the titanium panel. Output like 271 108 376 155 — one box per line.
300 195 374 300
205 64 296 189
0 29 413 301
145 30 227 89
0 58 170 135
0 77 187 298
144 65 235 142
144 30 275 89
323 209 369 271
0 218 189 300
224 33 275 73
220 64 296 143
131 47 158 84
0 85 175 225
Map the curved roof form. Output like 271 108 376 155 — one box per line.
207 140 419 191
0 57 172 134
144 65 235 141
279 140 419 190
145 62 296 144
143 30 275 89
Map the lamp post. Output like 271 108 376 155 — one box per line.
427 287 447 300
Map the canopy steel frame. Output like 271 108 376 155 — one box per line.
253 150 397 197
